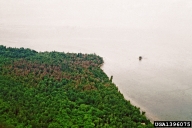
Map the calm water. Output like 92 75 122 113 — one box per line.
1 0 192 121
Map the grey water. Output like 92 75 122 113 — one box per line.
1 0 192 121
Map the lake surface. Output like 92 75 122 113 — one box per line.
1 0 192 121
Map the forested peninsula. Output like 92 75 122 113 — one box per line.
0 45 153 128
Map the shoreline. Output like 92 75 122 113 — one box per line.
100 61 159 123
118 87 159 123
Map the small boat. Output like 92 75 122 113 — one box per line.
139 56 142 60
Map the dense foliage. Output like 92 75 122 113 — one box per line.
0 45 153 128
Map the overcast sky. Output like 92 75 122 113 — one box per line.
0 0 192 30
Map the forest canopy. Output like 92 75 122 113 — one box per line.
0 45 153 128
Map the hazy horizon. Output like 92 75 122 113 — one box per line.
1 0 192 29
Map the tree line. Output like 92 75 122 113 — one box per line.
0 45 153 128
